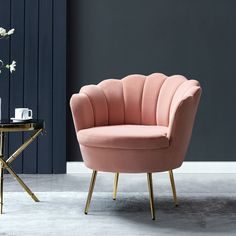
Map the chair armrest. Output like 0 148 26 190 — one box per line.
167 86 202 143
70 93 94 133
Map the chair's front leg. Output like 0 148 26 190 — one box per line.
169 170 178 206
84 170 97 214
147 173 155 220
113 173 119 200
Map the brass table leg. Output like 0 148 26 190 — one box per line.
0 158 39 202
0 163 3 214
7 129 43 164
0 129 42 214
0 131 4 214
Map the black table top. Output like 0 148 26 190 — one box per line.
0 119 44 132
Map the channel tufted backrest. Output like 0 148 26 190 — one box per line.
79 73 199 127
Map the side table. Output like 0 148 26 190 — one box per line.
0 119 44 214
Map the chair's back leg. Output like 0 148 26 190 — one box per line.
169 170 178 206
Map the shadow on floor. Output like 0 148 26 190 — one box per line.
90 194 236 233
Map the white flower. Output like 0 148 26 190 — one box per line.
6 60 16 73
0 27 15 37
7 28 15 36
0 27 7 37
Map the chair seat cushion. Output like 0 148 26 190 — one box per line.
77 125 169 150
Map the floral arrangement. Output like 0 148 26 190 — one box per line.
0 27 16 74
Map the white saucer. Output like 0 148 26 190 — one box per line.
10 117 33 122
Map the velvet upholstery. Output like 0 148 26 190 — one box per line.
70 73 201 173
78 125 169 150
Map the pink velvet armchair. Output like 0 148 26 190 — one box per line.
70 73 201 220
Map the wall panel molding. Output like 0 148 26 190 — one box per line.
0 0 67 173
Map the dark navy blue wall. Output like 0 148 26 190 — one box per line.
0 0 67 173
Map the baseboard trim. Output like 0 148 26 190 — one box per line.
67 161 236 174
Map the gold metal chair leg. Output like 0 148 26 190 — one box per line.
113 173 119 200
169 170 178 206
0 163 3 214
84 170 97 214
147 173 155 220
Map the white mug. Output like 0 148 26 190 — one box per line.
15 108 33 120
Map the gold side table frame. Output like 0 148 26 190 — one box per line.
0 120 44 214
